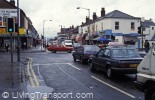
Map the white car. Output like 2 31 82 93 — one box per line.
63 40 73 47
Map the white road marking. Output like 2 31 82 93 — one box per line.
33 63 81 71
33 63 68 66
91 76 136 99
67 63 81 70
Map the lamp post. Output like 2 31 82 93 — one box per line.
77 7 90 20
17 0 20 62
77 7 90 44
43 20 52 48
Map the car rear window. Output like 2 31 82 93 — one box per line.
112 49 140 58
84 46 100 52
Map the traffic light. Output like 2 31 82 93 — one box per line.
41 35 44 39
7 18 14 33
138 26 141 34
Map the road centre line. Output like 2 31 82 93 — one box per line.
67 63 81 71
91 76 136 99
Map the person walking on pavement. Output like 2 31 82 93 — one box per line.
23 42 26 49
144 40 150 53
5 43 9 53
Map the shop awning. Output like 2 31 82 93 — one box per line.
97 37 111 42
93 37 101 40
123 36 138 42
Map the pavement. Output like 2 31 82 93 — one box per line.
0 45 47 100
0 54 27 99
0 45 46 53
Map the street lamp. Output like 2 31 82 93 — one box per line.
77 7 90 19
17 0 20 62
43 20 52 48
77 7 90 44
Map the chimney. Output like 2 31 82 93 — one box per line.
150 18 152 21
93 12 97 20
86 16 89 23
72 25 74 29
10 0 15 6
101 8 105 17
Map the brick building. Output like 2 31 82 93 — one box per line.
0 0 39 49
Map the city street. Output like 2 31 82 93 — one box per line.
22 51 144 100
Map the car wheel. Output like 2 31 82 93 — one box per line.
67 50 71 53
52 50 56 53
80 57 84 64
73 56 76 61
90 62 96 71
145 86 155 100
106 67 112 78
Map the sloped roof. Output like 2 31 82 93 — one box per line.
142 20 155 28
104 10 138 19
81 10 140 27
0 0 16 8
151 34 155 41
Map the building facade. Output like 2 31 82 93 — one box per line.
79 8 141 47
0 0 39 50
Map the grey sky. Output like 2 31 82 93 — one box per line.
12 0 155 37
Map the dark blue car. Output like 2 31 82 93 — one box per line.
72 45 100 64
90 46 143 78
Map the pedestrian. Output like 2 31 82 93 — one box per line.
23 42 26 49
144 40 150 53
5 43 9 53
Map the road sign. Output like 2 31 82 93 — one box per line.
0 9 17 17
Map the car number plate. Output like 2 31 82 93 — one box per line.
130 64 138 68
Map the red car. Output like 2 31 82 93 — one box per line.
47 44 73 53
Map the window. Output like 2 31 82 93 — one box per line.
152 27 154 30
101 22 103 30
97 50 105 57
131 22 135 30
143 28 145 31
96 25 98 31
115 22 119 30
0 16 2 26
104 49 110 57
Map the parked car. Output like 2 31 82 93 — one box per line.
62 40 73 47
47 44 73 53
73 43 81 51
72 45 100 64
90 46 143 78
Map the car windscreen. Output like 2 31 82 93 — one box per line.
112 49 140 58
65 40 72 43
84 46 100 52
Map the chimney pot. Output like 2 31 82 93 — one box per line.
86 16 89 23
93 12 97 20
10 0 15 6
101 7 105 17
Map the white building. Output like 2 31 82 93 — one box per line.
80 8 141 47
142 19 155 47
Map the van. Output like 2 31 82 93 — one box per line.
135 44 155 100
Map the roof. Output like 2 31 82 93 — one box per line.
0 0 16 8
96 10 140 21
151 34 155 41
81 10 140 27
142 20 155 28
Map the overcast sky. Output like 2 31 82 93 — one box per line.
9 0 155 37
